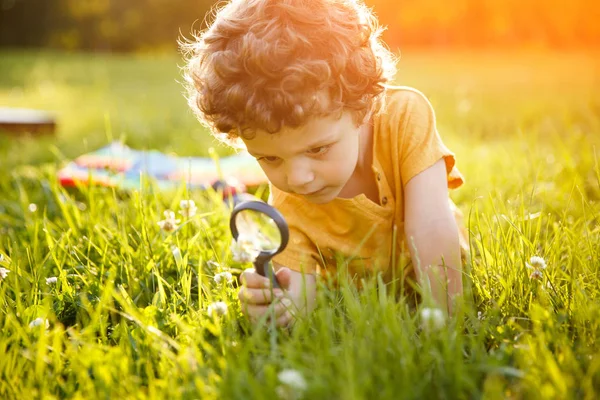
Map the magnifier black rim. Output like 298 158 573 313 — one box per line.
229 200 289 256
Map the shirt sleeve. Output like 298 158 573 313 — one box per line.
395 89 464 189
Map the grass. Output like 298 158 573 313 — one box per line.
0 49 599 399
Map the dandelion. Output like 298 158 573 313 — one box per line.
529 269 543 280
276 369 307 399
179 199 198 218
230 233 261 263
157 210 180 232
29 318 49 329
278 369 307 390
526 256 547 271
28 203 38 212
214 271 234 284
0 267 9 281
420 307 446 331
46 277 58 285
526 256 547 280
207 301 228 317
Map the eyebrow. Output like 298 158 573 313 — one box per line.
248 136 338 158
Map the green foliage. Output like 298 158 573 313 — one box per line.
0 50 599 398
0 0 215 51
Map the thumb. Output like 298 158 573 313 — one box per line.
275 267 293 290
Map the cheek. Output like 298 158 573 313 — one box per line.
330 142 359 172
261 167 286 189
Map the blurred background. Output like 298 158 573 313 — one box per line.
1 0 599 50
0 0 598 172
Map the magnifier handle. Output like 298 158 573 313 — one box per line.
256 260 281 289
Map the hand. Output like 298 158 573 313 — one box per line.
238 267 296 327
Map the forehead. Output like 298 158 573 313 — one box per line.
243 111 354 156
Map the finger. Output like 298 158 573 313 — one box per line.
240 303 268 321
240 268 271 289
242 298 292 320
273 311 294 328
273 298 293 317
275 267 292 289
238 287 284 305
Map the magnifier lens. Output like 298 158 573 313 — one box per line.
234 209 282 252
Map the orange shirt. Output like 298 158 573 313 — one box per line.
270 86 465 284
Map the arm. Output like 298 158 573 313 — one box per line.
404 159 463 315
238 262 317 327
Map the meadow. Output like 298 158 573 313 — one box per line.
0 49 599 399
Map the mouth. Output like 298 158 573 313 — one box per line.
298 187 325 196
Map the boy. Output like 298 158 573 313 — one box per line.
182 0 467 327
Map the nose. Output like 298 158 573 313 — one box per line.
286 160 315 191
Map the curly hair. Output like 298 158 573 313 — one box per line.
181 0 397 146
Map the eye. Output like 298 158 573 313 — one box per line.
257 155 280 164
307 145 331 156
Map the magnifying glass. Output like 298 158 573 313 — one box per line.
229 200 289 289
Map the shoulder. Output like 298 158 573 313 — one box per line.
379 85 436 124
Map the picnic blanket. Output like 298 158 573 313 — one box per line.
58 141 267 191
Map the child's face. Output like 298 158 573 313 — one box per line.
243 111 363 204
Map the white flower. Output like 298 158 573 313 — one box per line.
179 199 198 218
420 307 446 331
46 277 58 285
214 271 233 284
28 203 38 212
526 256 547 280
278 369 307 391
207 301 228 317
230 234 261 263
157 210 180 232
529 269 543 280
29 318 49 329
0 267 9 281
477 311 485 321
526 256 547 271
